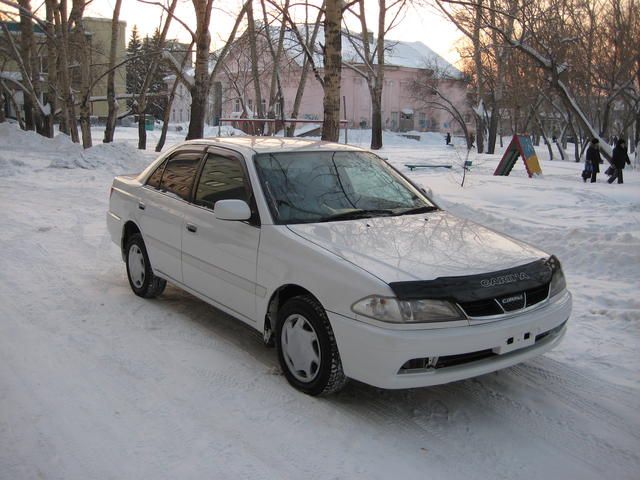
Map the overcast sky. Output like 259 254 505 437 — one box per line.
87 0 462 65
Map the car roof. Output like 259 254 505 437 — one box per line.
180 136 365 156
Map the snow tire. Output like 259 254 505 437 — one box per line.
125 233 166 299
276 295 347 396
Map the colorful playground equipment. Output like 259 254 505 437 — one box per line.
494 135 543 177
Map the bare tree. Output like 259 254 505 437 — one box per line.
410 64 472 149
343 0 407 149
103 0 122 143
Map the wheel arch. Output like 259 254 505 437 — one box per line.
121 220 141 261
262 284 323 346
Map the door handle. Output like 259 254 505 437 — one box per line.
138 202 146 210
186 223 198 233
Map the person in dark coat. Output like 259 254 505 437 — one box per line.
586 138 602 183
446 132 451 145
607 138 631 184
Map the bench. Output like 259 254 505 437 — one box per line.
405 164 453 171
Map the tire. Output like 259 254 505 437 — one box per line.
276 295 347 396
125 233 166 298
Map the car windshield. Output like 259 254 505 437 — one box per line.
254 151 436 224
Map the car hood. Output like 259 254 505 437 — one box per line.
287 211 548 284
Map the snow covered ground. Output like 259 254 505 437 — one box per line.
1 124 638 479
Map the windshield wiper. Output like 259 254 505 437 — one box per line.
396 205 439 216
319 209 396 222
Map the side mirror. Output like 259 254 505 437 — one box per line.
420 186 433 198
214 199 252 221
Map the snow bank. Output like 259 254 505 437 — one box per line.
0 123 150 174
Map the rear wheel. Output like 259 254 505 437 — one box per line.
276 295 347 396
125 233 166 298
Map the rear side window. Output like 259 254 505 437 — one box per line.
194 153 249 210
158 152 202 200
146 159 167 188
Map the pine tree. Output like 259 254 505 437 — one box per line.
143 28 168 119
125 25 143 109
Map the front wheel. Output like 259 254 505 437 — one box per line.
276 295 347 396
125 233 166 298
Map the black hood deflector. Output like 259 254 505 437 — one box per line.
389 258 553 303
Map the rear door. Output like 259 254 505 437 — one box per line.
181 148 261 324
139 148 204 283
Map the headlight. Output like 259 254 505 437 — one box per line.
547 255 567 298
352 296 464 323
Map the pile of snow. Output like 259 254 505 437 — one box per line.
0 124 150 174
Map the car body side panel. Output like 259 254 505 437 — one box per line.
182 205 260 322
255 225 393 332
136 188 188 282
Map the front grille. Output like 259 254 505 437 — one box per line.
458 283 550 318
526 284 550 307
459 298 502 317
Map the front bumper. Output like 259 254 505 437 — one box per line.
329 291 572 389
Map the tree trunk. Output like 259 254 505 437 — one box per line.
247 0 263 132
369 0 386 150
487 103 499 154
534 112 553 160
321 0 342 142
156 93 176 152
1 81 25 129
55 0 79 142
103 0 123 143
43 0 57 138
261 0 287 135
370 90 383 149
18 0 36 131
0 88 5 123
157 40 195 151
72 3 93 149
187 0 214 140
473 0 484 153
286 7 323 137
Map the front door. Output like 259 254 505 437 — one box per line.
181 149 261 324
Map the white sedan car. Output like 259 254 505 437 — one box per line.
107 137 571 395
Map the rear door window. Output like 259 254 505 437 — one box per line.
158 151 203 200
146 159 167 188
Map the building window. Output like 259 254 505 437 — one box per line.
247 98 253 113
261 99 267 116
419 112 427 129
233 98 241 113
391 111 398 130
275 102 281 116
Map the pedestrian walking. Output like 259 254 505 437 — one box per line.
446 132 451 145
607 138 631 184
585 138 601 183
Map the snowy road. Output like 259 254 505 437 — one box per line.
1 126 639 479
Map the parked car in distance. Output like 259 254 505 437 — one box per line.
107 137 571 395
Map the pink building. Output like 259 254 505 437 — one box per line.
169 28 471 135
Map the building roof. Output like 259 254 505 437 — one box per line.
280 25 462 78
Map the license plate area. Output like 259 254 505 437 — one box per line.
492 330 535 354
